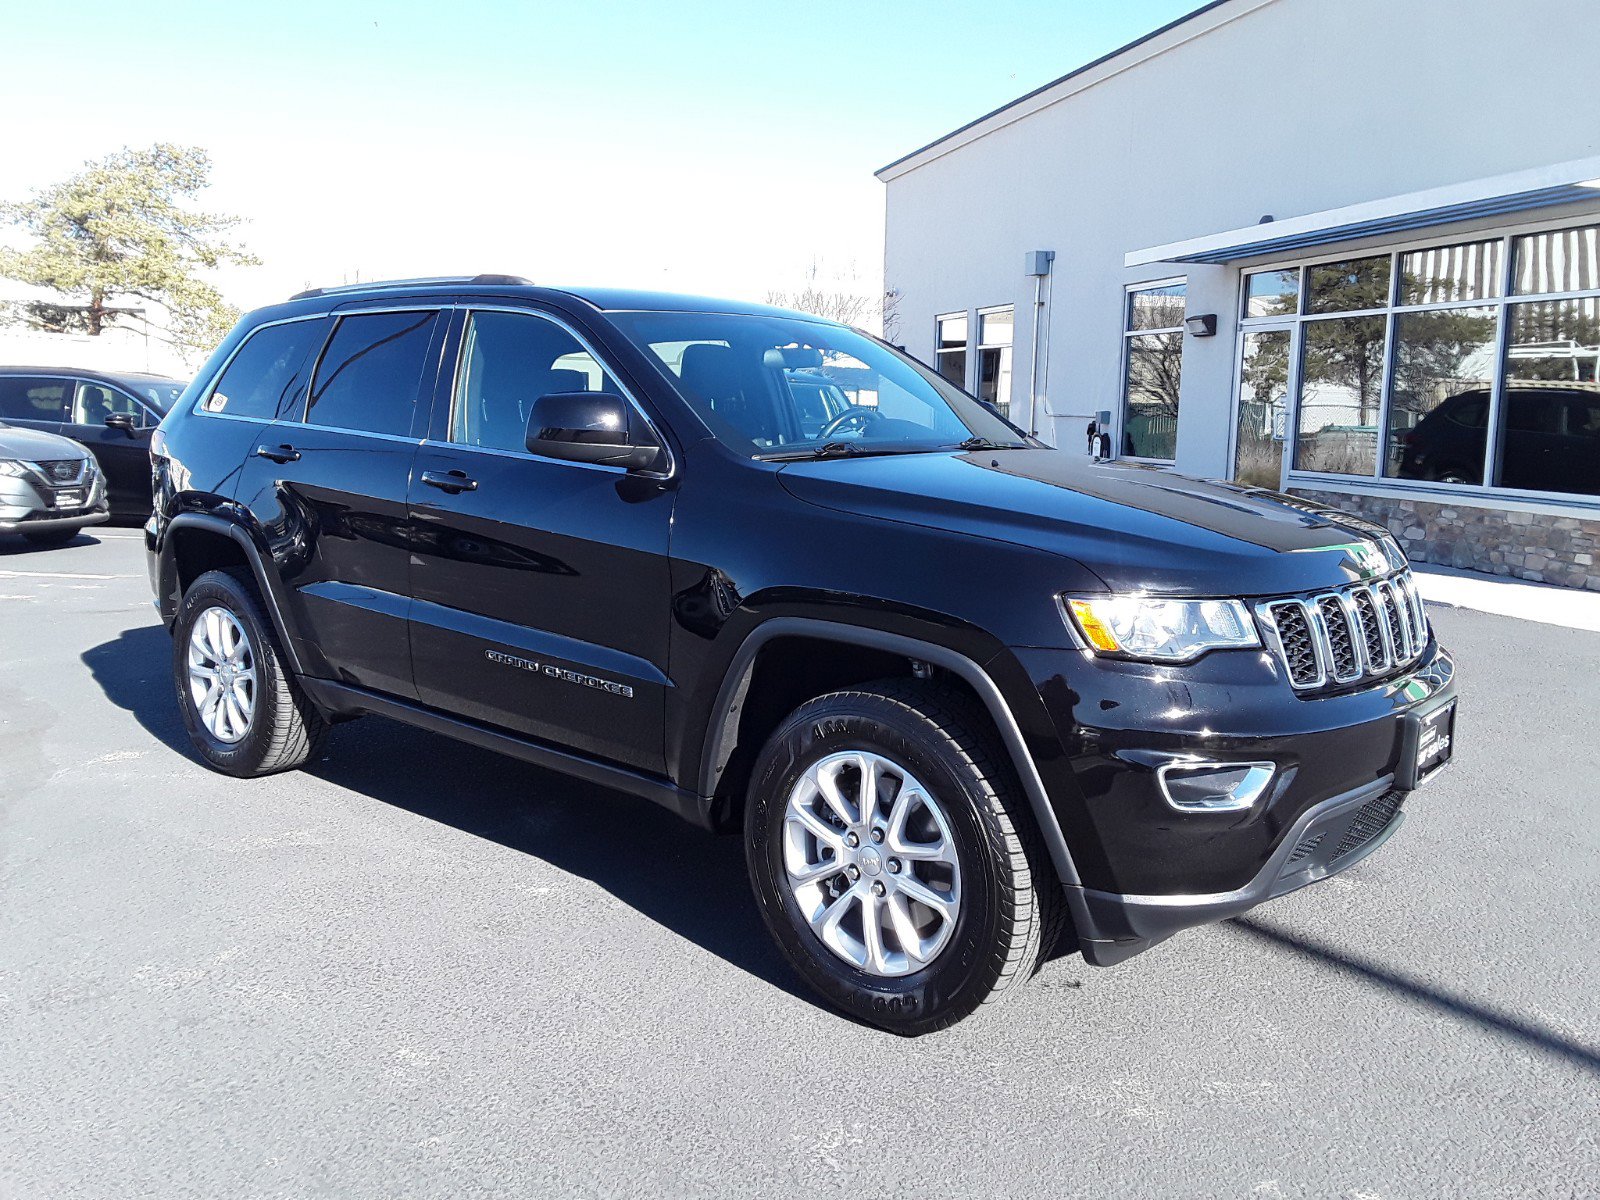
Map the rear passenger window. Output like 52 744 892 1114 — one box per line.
0 377 70 422
306 311 438 437
203 319 328 419
451 310 618 452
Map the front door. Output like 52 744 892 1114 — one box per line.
65 380 161 513
407 307 674 774
232 307 445 698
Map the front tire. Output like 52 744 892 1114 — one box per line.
745 680 1062 1034
172 568 328 777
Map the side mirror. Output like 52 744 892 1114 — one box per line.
525 392 662 471
104 412 138 435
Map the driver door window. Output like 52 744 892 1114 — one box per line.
72 382 153 428
451 310 617 453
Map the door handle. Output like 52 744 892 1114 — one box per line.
421 469 478 493
255 444 300 464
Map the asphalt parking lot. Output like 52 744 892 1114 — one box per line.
2 531 1597 1199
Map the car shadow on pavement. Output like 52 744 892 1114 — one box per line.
0 530 106 555
1232 917 1600 1074
81 623 191 755
82 622 813 1007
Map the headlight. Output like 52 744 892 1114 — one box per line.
1063 595 1260 662
0 460 26 477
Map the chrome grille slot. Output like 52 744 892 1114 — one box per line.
1314 595 1361 682
1351 588 1386 671
1377 580 1409 660
1397 573 1429 648
1258 569 1426 695
1265 600 1322 688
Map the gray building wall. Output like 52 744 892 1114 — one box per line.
881 0 1600 471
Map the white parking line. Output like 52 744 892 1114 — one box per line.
0 569 135 580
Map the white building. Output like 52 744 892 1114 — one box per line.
879 0 1600 588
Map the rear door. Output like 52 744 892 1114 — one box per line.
0 375 71 438
406 305 674 773
232 306 447 698
64 380 162 513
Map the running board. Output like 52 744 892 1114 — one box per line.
300 678 714 830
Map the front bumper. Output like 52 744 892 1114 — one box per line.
0 472 110 533
1075 775 1413 964
1009 636 1456 966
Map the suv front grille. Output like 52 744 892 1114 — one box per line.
1257 570 1429 694
35 459 86 485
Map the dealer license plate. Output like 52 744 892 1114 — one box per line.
1413 700 1455 782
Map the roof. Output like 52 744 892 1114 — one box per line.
0 364 186 385
267 280 837 324
875 0 1242 180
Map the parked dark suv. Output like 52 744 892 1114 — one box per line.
0 366 184 517
1396 384 1600 494
146 277 1457 1033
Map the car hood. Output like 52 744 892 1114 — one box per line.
777 450 1402 597
0 425 88 461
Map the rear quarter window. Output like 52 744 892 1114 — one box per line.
201 318 330 420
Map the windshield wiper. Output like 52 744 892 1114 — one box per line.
809 440 862 459
953 436 1029 451
757 442 976 462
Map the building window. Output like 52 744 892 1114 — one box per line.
1237 218 1600 503
1234 329 1291 487
1121 281 1186 460
976 306 1014 420
935 313 968 387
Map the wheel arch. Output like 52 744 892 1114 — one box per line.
697 617 1082 891
160 512 309 678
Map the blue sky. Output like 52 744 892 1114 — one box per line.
0 1 1198 308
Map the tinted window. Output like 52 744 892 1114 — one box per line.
73 381 153 427
306 311 437 436
0 377 69 422
451 311 617 453
204 319 328 419
1447 396 1487 428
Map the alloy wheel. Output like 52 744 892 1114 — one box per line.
187 606 257 744
781 750 962 977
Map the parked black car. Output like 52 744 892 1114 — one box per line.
146 277 1457 1033
1396 384 1600 494
0 366 184 518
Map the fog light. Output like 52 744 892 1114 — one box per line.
1157 761 1276 812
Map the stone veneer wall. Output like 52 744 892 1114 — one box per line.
1290 488 1600 591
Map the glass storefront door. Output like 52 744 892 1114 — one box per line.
1233 327 1294 487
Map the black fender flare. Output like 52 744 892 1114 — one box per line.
698 616 1082 890
158 511 309 678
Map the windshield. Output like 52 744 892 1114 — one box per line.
132 381 185 412
610 311 1030 458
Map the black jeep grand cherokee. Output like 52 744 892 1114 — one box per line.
147 277 1457 1033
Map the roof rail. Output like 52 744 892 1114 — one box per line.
289 273 533 301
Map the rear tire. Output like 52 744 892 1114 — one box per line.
21 529 78 548
745 679 1062 1035
172 567 328 777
